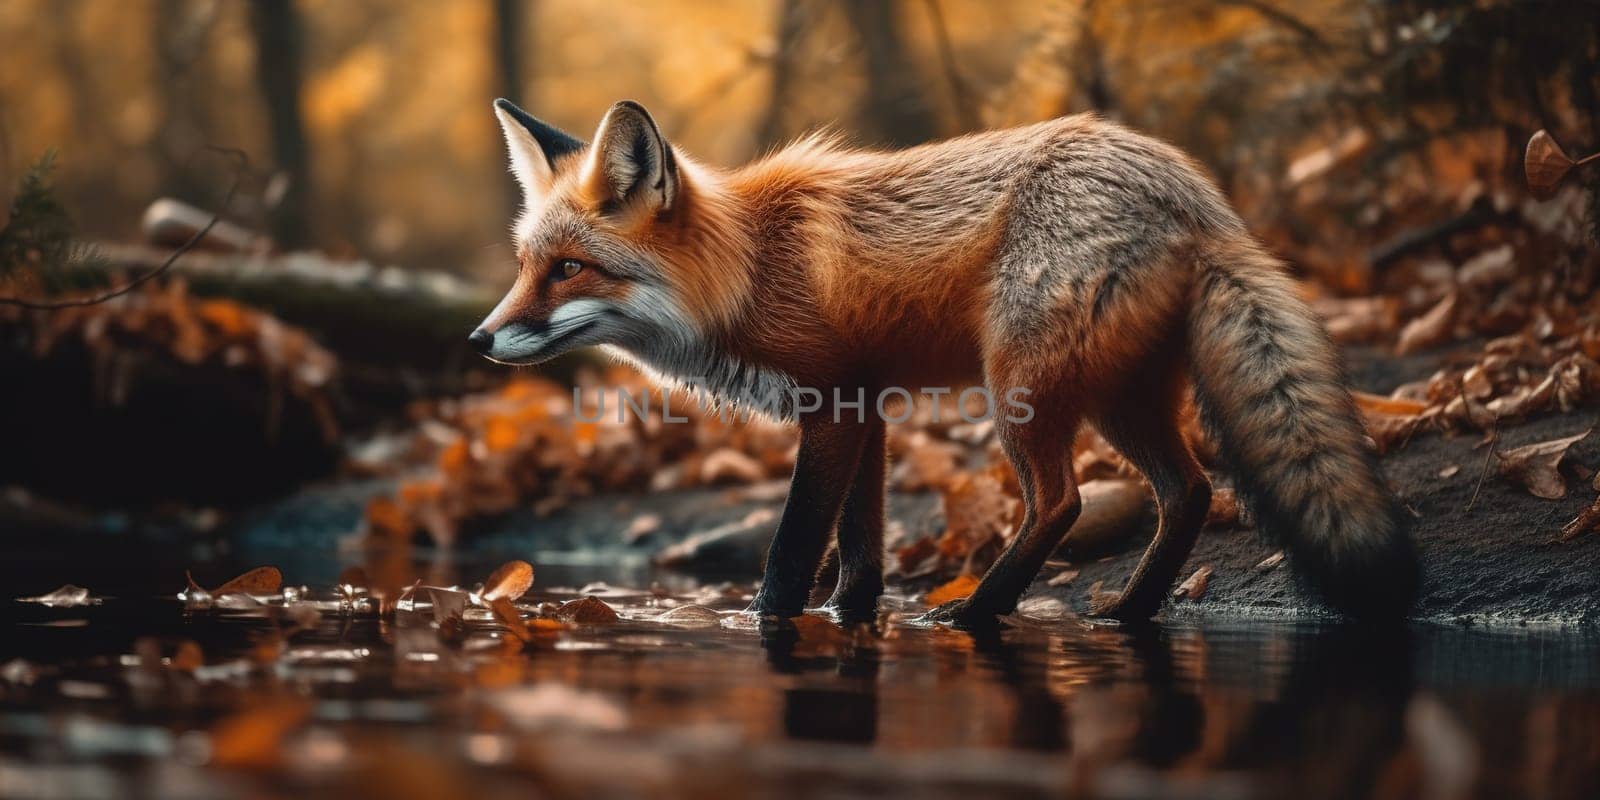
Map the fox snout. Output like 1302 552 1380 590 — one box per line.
471 297 627 366
467 327 495 354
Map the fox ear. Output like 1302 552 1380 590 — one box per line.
493 98 584 198
587 101 678 213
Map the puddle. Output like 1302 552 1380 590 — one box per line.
1 539 1597 799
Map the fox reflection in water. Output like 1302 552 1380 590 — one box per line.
758 615 1435 798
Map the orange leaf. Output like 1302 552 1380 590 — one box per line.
1353 391 1426 417
484 417 520 452
482 560 534 602
213 566 282 595
926 574 980 605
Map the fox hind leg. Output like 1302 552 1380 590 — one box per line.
930 371 1083 626
1087 348 1211 621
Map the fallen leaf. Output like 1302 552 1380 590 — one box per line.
1496 430 1591 499
179 572 213 610
1254 551 1286 571
1046 569 1079 587
1396 292 1458 355
1561 497 1600 542
1173 565 1214 601
18 585 99 608
1353 391 1428 416
427 587 470 625
925 574 980 606
937 472 1019 566
488 597 530 641
1526 129 1576 199
1456 244 1516 287
556 596 619 625
213 567 283 596
482 560 534 603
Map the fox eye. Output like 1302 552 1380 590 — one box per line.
553 259 583 281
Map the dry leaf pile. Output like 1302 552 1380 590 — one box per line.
357 366 799 544
0 279 339 441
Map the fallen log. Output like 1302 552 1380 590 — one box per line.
76 244 510 406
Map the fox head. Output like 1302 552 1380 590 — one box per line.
469 98 747 369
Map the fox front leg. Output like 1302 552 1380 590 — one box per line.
748 414 872 619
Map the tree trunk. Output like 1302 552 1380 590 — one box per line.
492 0 530 214
840 0 937 147
758 0 808 149
151 0 214 204
247 0 313 250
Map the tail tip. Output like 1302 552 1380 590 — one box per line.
1297 519 1420 621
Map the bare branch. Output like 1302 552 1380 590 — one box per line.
0 146 249 310
1214 0 1329 51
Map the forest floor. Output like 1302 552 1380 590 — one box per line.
235 343 1600 627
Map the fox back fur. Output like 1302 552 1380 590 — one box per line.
473 99 1418 622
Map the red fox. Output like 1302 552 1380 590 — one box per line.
471 98 1418 625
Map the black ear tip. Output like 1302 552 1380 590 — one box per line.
493 97 518 114
613 100 652 118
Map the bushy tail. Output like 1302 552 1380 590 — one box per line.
1188 235 1417 618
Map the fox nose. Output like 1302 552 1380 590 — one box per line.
467 328 495 354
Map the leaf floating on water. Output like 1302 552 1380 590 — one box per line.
212 566 283 596
556 596 619 625
179 571 214 610
488 597 530 642
1496 429 1591 499
528 617 570 633
925 574 980 606
1173 565 1214 601
18 584 99 608
481 560 534 603
427 587 470 625
654 604 722 627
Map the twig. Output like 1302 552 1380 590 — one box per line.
1368 196 1518 269
1465 427 1498 513
922 0 978 130
1213 0 1329 52
0 146 248 310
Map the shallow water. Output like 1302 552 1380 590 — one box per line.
1 535 1597 799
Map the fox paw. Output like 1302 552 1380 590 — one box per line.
912 599 995 629
1086 591 1161 623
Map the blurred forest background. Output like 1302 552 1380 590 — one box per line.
3 0 1594 282
3 0 1600 547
